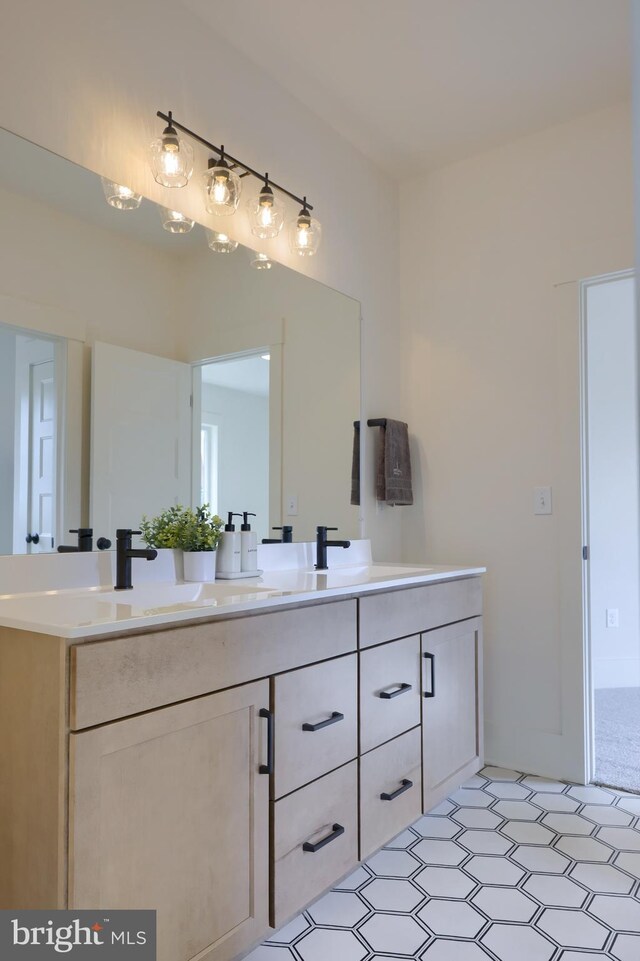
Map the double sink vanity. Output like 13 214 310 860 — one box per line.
0 540 484 961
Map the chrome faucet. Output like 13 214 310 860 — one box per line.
315 526 350 571
115 529 157 590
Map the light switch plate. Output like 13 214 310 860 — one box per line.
286 495 298 516
534 486 552 515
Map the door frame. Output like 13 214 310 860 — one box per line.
579 268 636 785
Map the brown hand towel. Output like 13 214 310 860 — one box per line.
375 419 413 505
351 422 360 506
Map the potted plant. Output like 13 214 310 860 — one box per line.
141 505 223 582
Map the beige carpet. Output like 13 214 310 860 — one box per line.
594 686 640 794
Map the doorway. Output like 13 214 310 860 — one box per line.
582 270 640 792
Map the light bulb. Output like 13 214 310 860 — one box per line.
149 116 194 188
203 153 241 216
248 179 284 239
101 177 142 210
251 252 273 270
288 203 321 257
160 207 195 234
206 229 239 253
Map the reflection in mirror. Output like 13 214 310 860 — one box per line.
198 353 270 542
0 126 362 554
0 324 64 554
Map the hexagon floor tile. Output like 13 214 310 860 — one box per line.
245 768 640 961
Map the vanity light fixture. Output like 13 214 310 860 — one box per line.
203 149 242 216
251 252 273 270
248 175 284 239
206 228 238 254
149 112 194 188
101 177 142 210
289 199 321 257
160 207 195 233
152 110 321 252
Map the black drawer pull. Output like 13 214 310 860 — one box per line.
302 711 344 732
379 682 412 699
380 778 413 801
303 823 345 852
423 652 436 698
259 708 273 774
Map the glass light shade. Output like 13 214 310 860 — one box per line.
203 160 241 216
289 209 321 257
149 131 194 188
248 185 284 239
206 229 238 254
250 252 273 270
160 207 195 234
101 177 142 210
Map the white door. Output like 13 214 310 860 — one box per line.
13 336 57 553
28 359 56 552
91 343 191 539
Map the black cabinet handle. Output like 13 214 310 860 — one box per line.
259 708 273 774
303 823 345 852
302 711 344 732
380 778 413 801
423 652 436 698
25 533 40 544
378 683 412 699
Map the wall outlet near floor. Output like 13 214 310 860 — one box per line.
286 495 298 516
533 486 552 515
606 608 619 628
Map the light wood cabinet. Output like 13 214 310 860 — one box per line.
360 727 422 859
274 654 358 798
422 617 484 812
0 572 483 961
359 634 421 754
69 681 270 961
272 761 358 926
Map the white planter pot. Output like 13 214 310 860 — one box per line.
183 550 217 583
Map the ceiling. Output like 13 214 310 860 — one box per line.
181 0 631 175
201 354 270 397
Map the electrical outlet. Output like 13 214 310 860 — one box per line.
606 608 619 628
286 495 298 516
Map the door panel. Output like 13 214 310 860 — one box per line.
91 342 191 538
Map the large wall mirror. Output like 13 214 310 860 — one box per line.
0 127 362 553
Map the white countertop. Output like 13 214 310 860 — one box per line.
0 542 485 639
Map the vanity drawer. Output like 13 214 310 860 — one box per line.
359 635 421 754
70 599 357 730
274 654 357 798
359 577 482 648
360 727 422 859
273 760 358 926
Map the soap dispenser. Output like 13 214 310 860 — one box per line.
217 512 242 574
240 512 258 573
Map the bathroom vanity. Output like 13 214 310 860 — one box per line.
0 552 483 961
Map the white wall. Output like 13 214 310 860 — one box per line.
586 276 640 689
0 0 403 560
201 382 269 542
399 103 634 779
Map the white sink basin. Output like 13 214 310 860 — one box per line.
96 581 273 607
305 564 433 578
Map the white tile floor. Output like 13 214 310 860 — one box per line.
245 766 640 960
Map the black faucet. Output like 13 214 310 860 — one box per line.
57 529 112 553
262 525 293 544
315 526 351 571
115 529 157 590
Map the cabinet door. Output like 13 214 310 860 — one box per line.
69 681 270 961
422 618 483 812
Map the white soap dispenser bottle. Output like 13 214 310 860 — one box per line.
217 512 242 574
240 512 258 574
